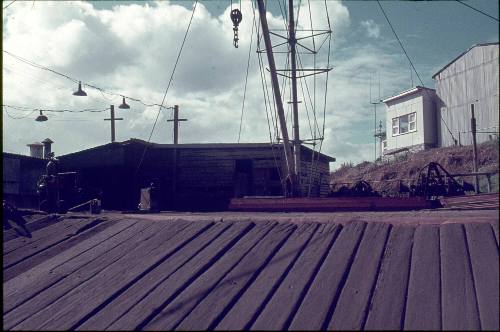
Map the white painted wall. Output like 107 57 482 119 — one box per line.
383 88 437 153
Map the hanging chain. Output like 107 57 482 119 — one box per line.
230 8 242 48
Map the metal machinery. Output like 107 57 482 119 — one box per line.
409 162 474 199
37 153 82 213
329 180 380 197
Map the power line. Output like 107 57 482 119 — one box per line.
376 0 457 143
455 0 499 22
2 104 109 113
134 0 198 176
3 50 173 109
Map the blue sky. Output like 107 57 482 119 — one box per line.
3 0 499 168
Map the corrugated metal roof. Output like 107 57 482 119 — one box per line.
432 42 500 79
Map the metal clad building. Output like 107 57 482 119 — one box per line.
433 43 499 147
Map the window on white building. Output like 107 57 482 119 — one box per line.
392 112 417 136
392 118 398 135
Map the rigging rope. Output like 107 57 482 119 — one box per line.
134 0 198 177
237 10 256 143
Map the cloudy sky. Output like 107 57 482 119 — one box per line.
2 0 498 169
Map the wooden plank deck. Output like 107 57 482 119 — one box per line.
3 212 499 331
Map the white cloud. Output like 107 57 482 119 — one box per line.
360 19 380 39
3 0 415 169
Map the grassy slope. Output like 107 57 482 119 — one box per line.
330 140 499 195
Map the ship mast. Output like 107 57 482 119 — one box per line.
256 0 299 196
288 0 301 197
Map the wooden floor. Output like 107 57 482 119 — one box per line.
3 211 499 331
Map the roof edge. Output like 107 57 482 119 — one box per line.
432 42 499 79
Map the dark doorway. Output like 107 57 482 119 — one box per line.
234 159 253 198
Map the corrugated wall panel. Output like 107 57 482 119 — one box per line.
435 44 499 147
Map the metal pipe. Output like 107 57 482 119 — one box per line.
256 0 297 196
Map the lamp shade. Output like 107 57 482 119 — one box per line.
73 81 87 96
35 110 48 122
118 96 130 109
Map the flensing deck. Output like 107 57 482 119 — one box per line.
3 211 499 330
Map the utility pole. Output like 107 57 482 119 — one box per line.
257 0 297 197
471 103 479 193
167 104 187 209
104 105 123 142
167 105 187 144
288 0 301 196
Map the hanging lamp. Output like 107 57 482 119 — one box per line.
73 81 87 96
118 96 130 109
35 110 48 122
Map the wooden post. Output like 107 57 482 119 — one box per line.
256 0 297 197
166 105 187 209
471 103 479 193
104 105 123 143
486 174 491 193
167 105 187 145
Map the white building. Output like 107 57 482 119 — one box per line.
381 42 499 157
381 86 437 157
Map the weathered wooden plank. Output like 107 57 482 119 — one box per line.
3 218 119 281
3 221 164 330
251 224 341 330
3 214 60 243
440 223 481 330
77 221 235 330
492 222 499 248
147 222 276 330
106 221 255 330
173 223 294 330
215 223 314 330
364 226 415 330
14 220 211 330
289 222 366 331
3 216 82 254
3 217 106 273
464 223 499 330
3 218 142 315
327 222 391 330
404 224 441 330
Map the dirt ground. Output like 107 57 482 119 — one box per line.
330 140 499 194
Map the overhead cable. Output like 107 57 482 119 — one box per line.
3 104 110 113
455 0 499 22
3 50 172 109
376 0 457 143
3 0 17 10
134 0 198 176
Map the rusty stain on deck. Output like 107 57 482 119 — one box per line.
3 211 499 330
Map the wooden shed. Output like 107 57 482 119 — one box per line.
58 139 335 211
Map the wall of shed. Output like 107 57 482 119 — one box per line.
384 91 437 154
435 44 499 147
58 144 332 211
